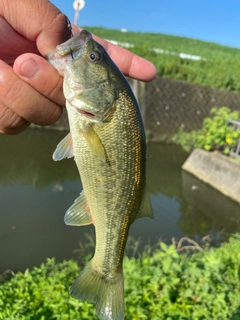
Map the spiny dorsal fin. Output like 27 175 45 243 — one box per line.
64 191 92 226
82 125 106 163
135 185 153 221
53 132 73 161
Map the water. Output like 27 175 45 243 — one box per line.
0 129 239 273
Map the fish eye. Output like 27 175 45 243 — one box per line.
88 51 101 63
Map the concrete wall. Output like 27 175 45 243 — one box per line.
32 77 240 141
182 149 240 205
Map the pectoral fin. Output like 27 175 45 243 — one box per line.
64 191 92 226
53 132 73 161
135 185 153 221
82 125 106 163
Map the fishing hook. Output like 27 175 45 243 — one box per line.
70 48 74 60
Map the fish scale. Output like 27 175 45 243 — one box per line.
48 30 153 320
73 90 143 271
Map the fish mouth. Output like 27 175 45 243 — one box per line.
77 109 96 117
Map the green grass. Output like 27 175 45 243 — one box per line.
1 235 240 319
84 26 240 92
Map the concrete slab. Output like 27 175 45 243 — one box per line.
182 148 240 204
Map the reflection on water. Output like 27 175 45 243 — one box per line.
0 129 239 272
181 171 240 236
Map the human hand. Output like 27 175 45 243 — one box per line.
0 0 156 135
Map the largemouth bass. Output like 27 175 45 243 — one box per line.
48 30 153 320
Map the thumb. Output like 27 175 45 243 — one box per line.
14 53 65 107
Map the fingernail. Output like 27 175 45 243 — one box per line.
19 59 39 79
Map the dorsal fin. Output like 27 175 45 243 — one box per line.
135 185 153 221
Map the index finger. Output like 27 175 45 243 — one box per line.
72 25 156 82
1 0 71 56
100 39 157 82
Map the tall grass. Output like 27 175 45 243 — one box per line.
85 27 240 92
1 235 240 319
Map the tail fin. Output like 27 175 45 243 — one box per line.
70 261 124 320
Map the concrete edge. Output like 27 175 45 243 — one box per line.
182 148 240 204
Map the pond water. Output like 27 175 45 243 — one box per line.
0 129 240 273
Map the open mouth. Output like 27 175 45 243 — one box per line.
78 109 95 117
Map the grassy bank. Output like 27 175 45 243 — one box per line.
1 235 240 319
85 27 240 92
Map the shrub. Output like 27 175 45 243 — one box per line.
172 107 240 154
1 235 240 319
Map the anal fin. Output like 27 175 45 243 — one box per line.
64 191 92 226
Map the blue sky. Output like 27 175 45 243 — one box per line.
51 0 240 48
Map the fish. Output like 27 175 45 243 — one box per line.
48 30 153 320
